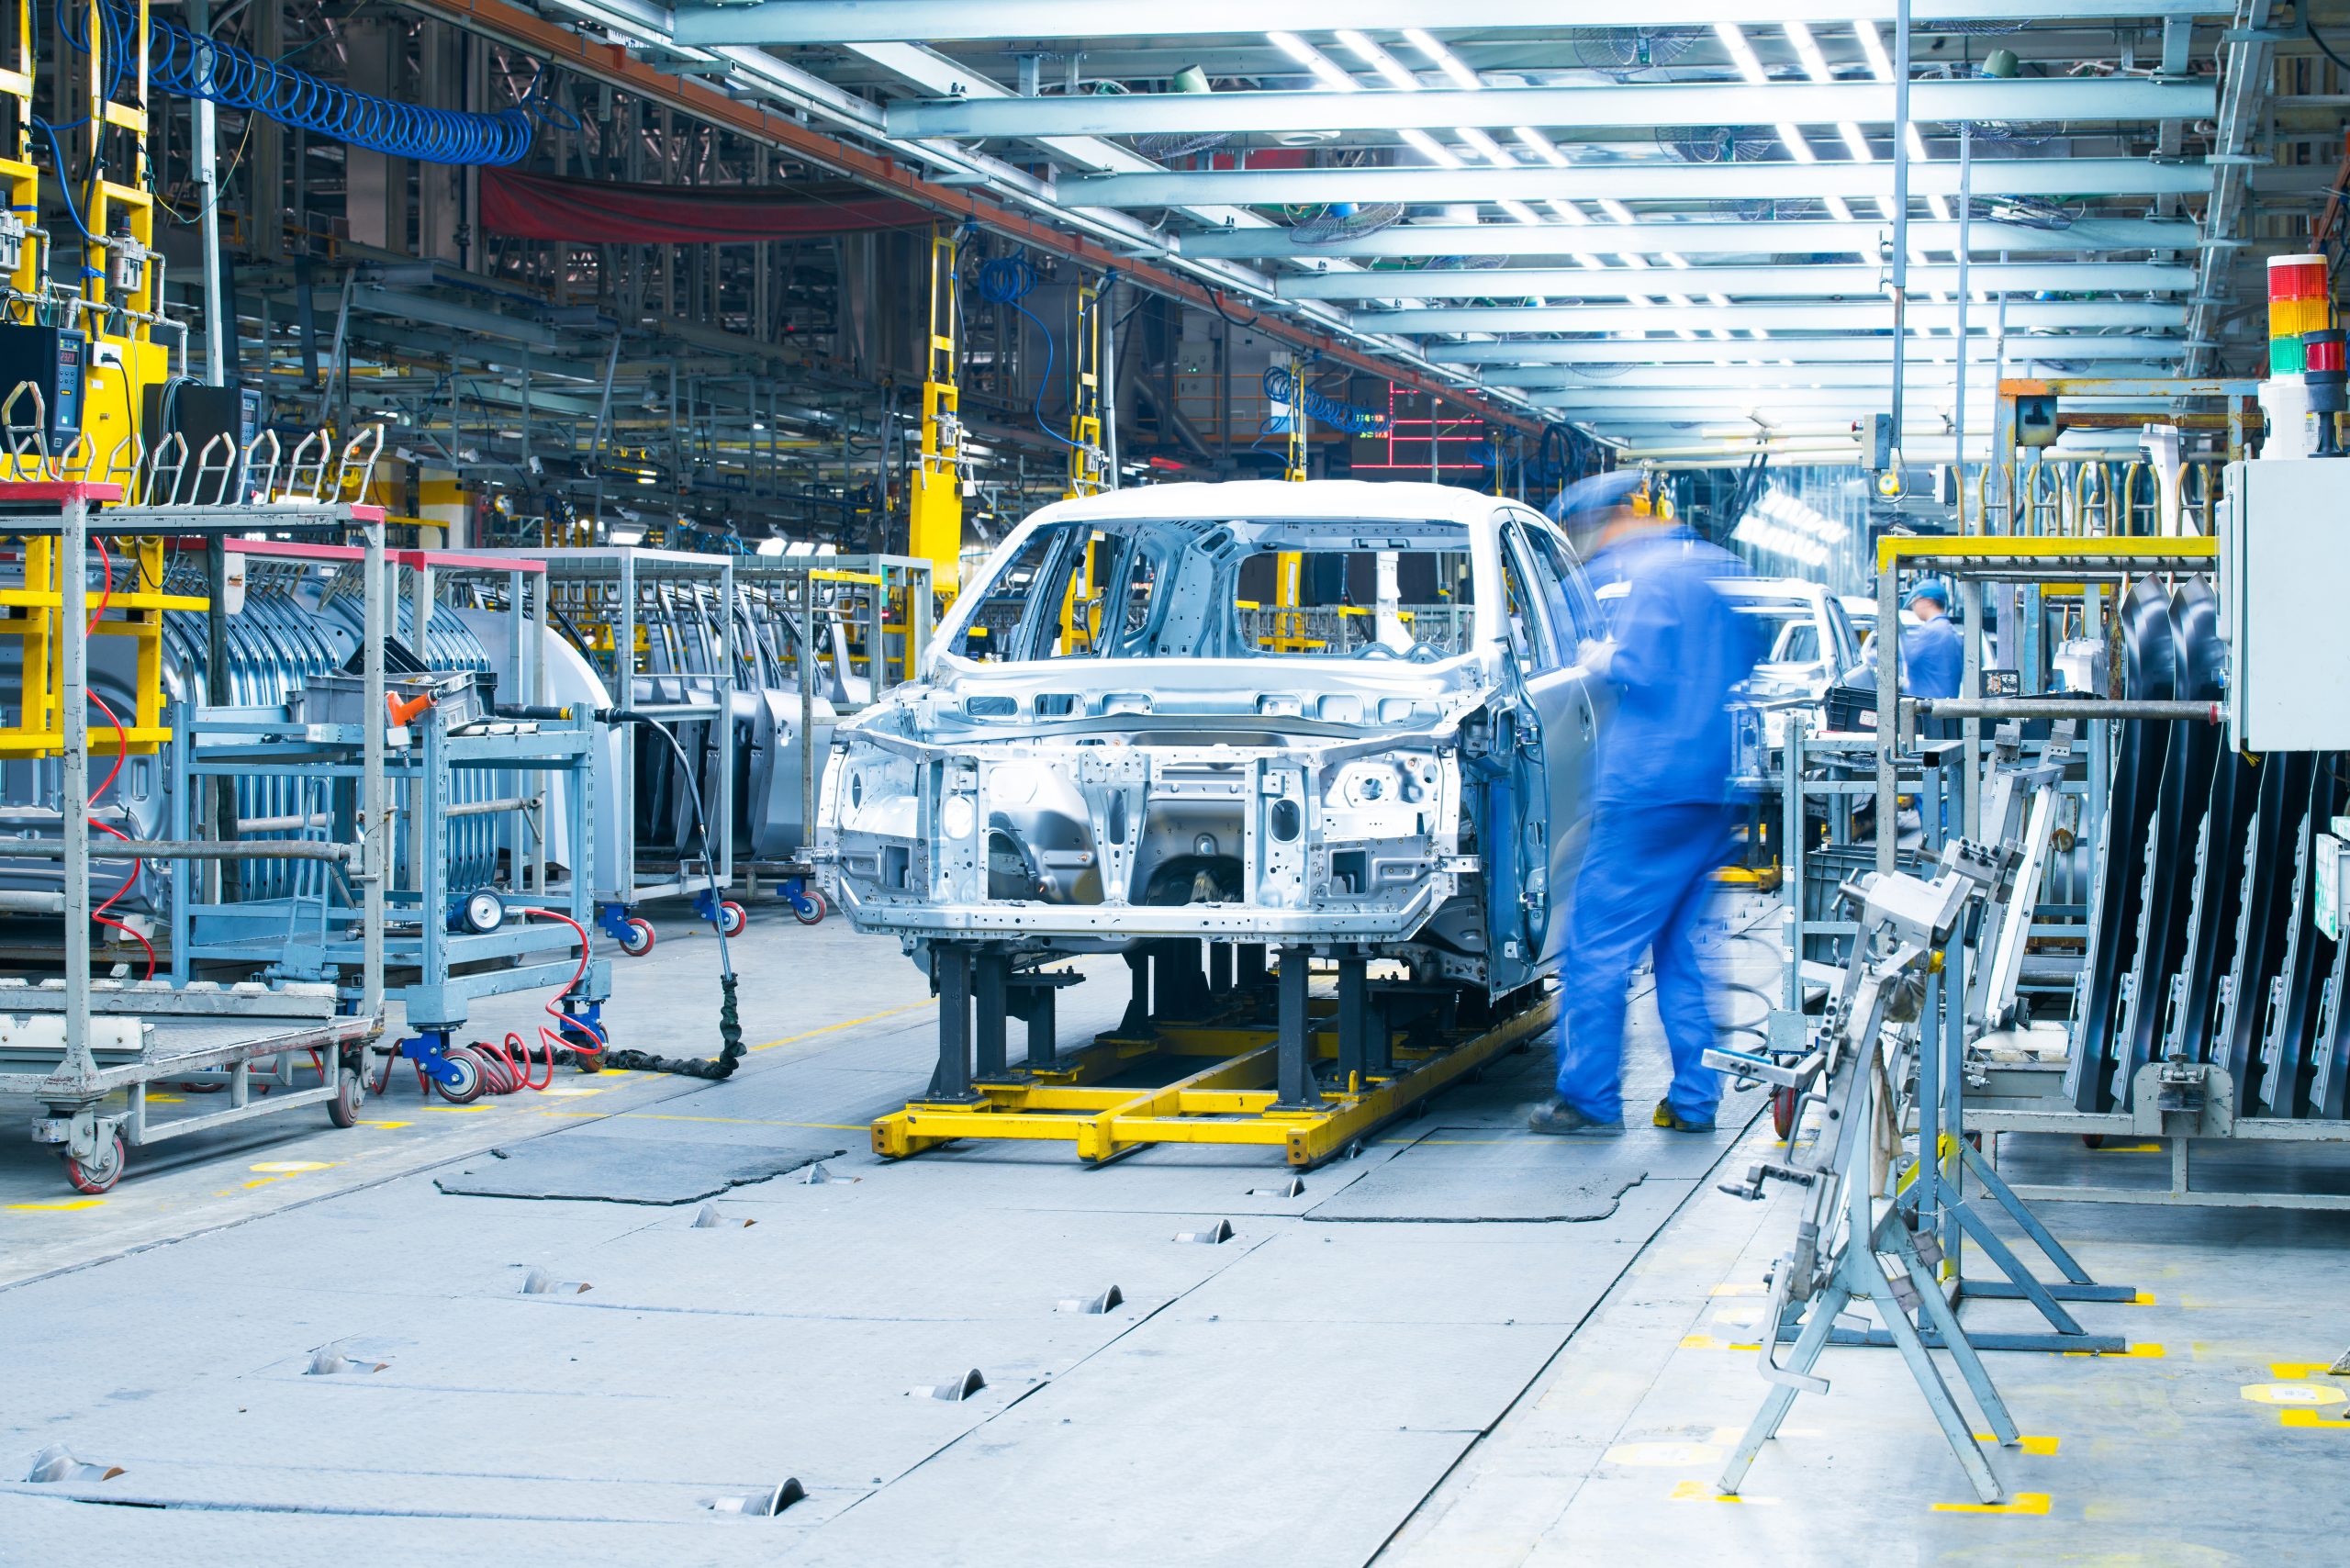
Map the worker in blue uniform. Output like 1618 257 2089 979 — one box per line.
1899 578 1962 700
1532 472 1761 1137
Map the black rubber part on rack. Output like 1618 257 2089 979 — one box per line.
2109 582 2227 1107
2067 577 2177 1112
2220 753 2316 1110
2311 758 2350 1120
2176 745 2261 1068
2257 764 2338 1116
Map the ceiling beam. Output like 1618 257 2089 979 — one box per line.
888 77 2207 140
1068 158 2212 207
1277 262 2195 301
404 0 1545 429
1185 217 2209 259
1361 300 2186 332
1505 362 2176 392
1437 334 2184 366
675 0 2221 48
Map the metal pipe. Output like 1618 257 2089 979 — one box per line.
1100 271 1120 488
444 794 542 819
1888 0 1912 450
1909 698 2221 722
5 840 364 863
190 0 225 386
1954 120 1971 503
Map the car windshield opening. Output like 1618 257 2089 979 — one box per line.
947 517 1477 662
1731 601 1819 666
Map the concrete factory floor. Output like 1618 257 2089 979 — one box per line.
3 901 2349 1565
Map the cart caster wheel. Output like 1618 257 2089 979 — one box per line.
1772 1087 1798 1141
717 900 747 938
62 1131 127 1195
329 1066 367 1128
618 918 656 958
789 890 828 926
2080 1134 2106 1150
434 1050 485 1105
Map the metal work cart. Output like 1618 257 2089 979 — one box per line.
0 476 390 1192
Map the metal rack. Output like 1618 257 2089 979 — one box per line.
1871 536 2350 1210
499 546 736 953
0 479 389 1193
168 541 605 1099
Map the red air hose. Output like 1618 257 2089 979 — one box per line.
83 537 154 980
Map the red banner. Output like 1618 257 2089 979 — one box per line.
480 167 931 243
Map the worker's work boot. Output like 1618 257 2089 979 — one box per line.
1528 1099 1625 1137
1652 1100 1717 1134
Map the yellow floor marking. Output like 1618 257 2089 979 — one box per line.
751 1002 930 1053
1933 1493 2051 1516
2243 1383 2346 1407
2087 1141 2162 1153
420 1105 494 1114
2279 1409 2350 1430
248 1160 333 1174
535 1085 604 1097
1711 1305 1765 1327
1604 1441 1722 1467
6 1198 104 1212
2270 1362 2341 1380
146 1093 185 1103
359 1120 412 1130
2132 1292 2156 1305
1972 1433 2061 1456
1669 1481 1777 1505
2064 1342 2164 1359
1678 1335 1762 1352
1708 1282 1767 1298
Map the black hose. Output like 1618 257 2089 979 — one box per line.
592 710 747 1081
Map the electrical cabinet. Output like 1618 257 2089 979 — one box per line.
2219 458 2350 750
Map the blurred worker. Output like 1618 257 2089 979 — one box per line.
1900 579 1961 700
1532 471 1759 1137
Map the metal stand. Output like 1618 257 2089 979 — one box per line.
1716 848 2025 1504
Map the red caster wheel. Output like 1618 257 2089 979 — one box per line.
789 890 828 926
1771 1087 1798 1141
433 1049 486 1105
328 1064 368 1128
717 900 747 938
618 918 656 958
62 1129 127 1195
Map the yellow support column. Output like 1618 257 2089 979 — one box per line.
909 227 963 602
78 0 164 479
1057 274 1105 653
1263 356 1311 650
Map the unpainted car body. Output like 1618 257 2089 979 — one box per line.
813 481 1609 997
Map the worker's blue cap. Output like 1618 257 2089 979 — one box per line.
1547 470 1647 530
1905 578 1950 609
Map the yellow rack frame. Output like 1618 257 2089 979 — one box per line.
874 987 1558 1169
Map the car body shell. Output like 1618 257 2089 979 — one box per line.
811 481 1608 995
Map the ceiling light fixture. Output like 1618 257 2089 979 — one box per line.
1401 28 1482 91
1268 31 1360 93
1335 29 1420 91
1398 127 1463 167
1514 126 1570 166
1457 127 1514 166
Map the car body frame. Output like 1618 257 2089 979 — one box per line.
812 481 1609 998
